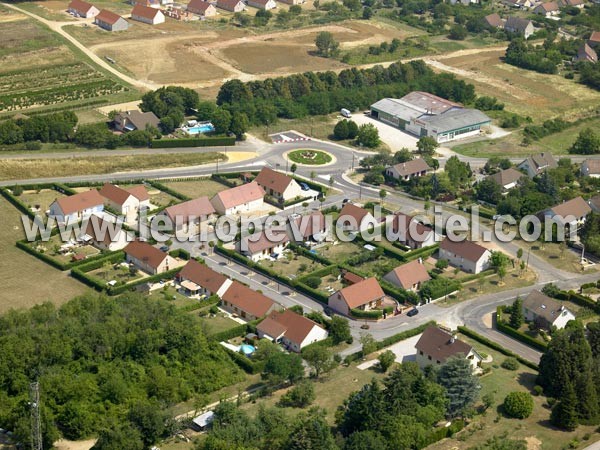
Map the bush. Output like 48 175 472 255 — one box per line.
277 380 315 408
304 276 322 289
151 137 235 148
503 392 534 419
501 357 520 371
533 385 543 396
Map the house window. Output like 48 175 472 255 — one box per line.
419 350 423 356
436 360 440 364
428 355 432 360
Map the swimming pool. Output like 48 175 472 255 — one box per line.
186 122 215 135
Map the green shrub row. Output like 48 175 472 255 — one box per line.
16 240 121 271
404 244 439 262
1 187 36 219
71 252 127 292
211 174 239 188
350 308 383 319
52 183 78 196
151 137 235 148
146 180 190 201
379 279 418 305
169 248 190 260
288 243 334 266
419 419 465 449
457 326 539 370
222 347 261 374
496 307 548 351
459 269 495 284
296 264 338 283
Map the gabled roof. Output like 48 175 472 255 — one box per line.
577 43 598 63
386 260 431 289
484 13 504 28
589 194 600 211
400 91 460 115
335 277 385 309
53 190 104 215
222 281 276 318
99 183 149 206
488 168 525 187
187 0 214 11
257 310 325 346
390 159 432 177
294 210 326 238
95 9 124 24
415 326 474 363
391 212 434 243
242 229 289 255
211 181 265 210
339 203 372 226
584 159 600 175
131 4 162 19
116 110 160 130
519 153 557 173
590 31 600 44
83 214 125 245
440 238 490 263
255 167 296 195
547 196 591 220
536 1 559 11
523 290 574 325
249 0 273 5
68 0 96 13
217 0 243 8
164 196 215 222
124 240 168 269
178 259 229 293
505 16 533 33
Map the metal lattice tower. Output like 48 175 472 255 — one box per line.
30 382 42 450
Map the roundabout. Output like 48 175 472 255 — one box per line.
286 149 334 166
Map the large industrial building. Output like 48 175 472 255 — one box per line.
370 91 491 143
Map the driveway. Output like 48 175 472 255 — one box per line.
357 333 421 370
350 114 419 152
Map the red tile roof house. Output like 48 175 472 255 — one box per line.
94 10 129 31
582 159 600 178
278 0 304 5
131 4 165 24
575 42 599 63
220 281 277 320
158 196 216 234
337 203 377 233
79 214 130 251
216 0 245 11
247 0 277 9
176 259 232 298
560 0 585 7
254 167 304 203
534 1 560 16
589 31 600 48
438 238 492 274
99 183 150 223
49 190 104 224
187 0 217 16
328 277 386 316
257 309 328 352
541 196 592 233
291 210 327 244
415 326 483 370
210 181 265 216
238 229 290 262
388 212 437 249
68 0 100 18
385 159 432 182
383 259 431 292
124 240 174 275
483 13 505 29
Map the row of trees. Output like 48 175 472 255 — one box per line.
0 111 78 146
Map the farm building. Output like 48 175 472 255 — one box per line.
216 0 245 11
187 0 217 16
114 110 160 132
94 10 129 31
370 92 491 143
131 4 165 24
68 0 100 17
247 0 277 9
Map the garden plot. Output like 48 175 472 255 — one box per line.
161 179 227 200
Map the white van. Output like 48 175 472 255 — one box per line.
341 108 351 118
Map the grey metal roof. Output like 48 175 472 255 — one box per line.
422 109 491 133
370 98 425 122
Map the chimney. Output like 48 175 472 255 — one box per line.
419 257 423 265
450 333 456 344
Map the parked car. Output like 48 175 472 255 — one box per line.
300 182 310 191
342 198 350 204
160 245 169 252
407 308 419 317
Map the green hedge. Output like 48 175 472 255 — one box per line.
296 264 338 283
460 269 495 284
151 137 235 148
288 243 334 266
16 240 122 271
1 187 36 219
419 419 465 449
404 244 439 262
52 183 78 195
146 180 190 201
169 248 190 260
209 319 261 342
222 347 261 374
457 326 539 370
211 174 239 188
350 308 383 319
108 267 181 295
496 307 548 351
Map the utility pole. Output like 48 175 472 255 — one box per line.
351 152 355 171
30 382 42 450
525 247 531 273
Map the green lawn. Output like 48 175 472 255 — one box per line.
161 178 229 200
288 149 333 165
312 241 364 265
258 253 326 281
198 314 240 336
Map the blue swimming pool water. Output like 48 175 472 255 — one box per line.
187 123 215 134
240 344 256 355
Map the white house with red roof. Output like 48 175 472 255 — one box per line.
131 4 165 24
328 277 386 316
247 0 277 9
254 167 303 202
99 183 150 223
94 10 129 31
49 190 104 224
210 181 265 216
257 310 328 352
68 0 100 17
177 259 232 298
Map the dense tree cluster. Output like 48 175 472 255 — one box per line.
0 111 77 146
569 128 600 155
140 86 200 133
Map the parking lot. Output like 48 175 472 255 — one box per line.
350 113 419 152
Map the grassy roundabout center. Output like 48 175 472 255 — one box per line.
288 149 333 165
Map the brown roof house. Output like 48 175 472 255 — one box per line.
210 181 265 216
337 203 377 233
49 190 104 224
290 210 327 244
68 0 100 17
487 168 525 191
278 0 304 5
79 214 130 251
238 229 290 262
187 0 217 16
559 0 585 7
541 196 591 232
216 0 245 11
114 110 160 132
247 0 277 9
94 10 129 31
483 13 505 29
257 309 328 352
415 326 483 370
221 281 277 320
589 31 600 48
255 167 304 202
131 4 165 24
383 259 431 292
124 240 174 275
581 159 600 178
385 159 432 182
389 212 437 249
99 183 150 223
589 194 600 213
522 290 575 330
504 16 535 39
328 277 385 316
575 42 598 63
439 238 492 274
534 1 560 16
177 259 232 298
159 196 216 235
517 153 557 178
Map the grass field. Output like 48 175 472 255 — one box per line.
0 197 88 312
18 188 66 214
259 253 325 280
288 149 333 165
161 179 228 199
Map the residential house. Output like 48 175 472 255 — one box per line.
575 42 598 63
254 167 304 202
247 0 277 9
534 1 560 16
239 229 290 261
383 259 431 292
124 240 173 274
581 159 600 178
291 210 327 244
385 159 432 181
220 281 277 320
216 0 245 11
49 190 104 224
80 214 130 251
522 290 576 330
415 326 483 370
389 212 437 249
487 168 525 191
210 181 265 216
68 0 100 17
439 238 491 274
343 271 365 285
94 10 129 30
160 197 216 234
131 4 165 24
99 183 150 223
257 309 328 352
504 16 535 39
517 153 557 178
484 13 505 29
114 110 160 132
328 277 385 316
559 0 585 7
278 0 304 4
177 259 232 298
132 0 161 8
337 203 377 233
503 0 535 8
541 196 591 232
589 31 600 48
588 194 600 212
186 0 217 16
